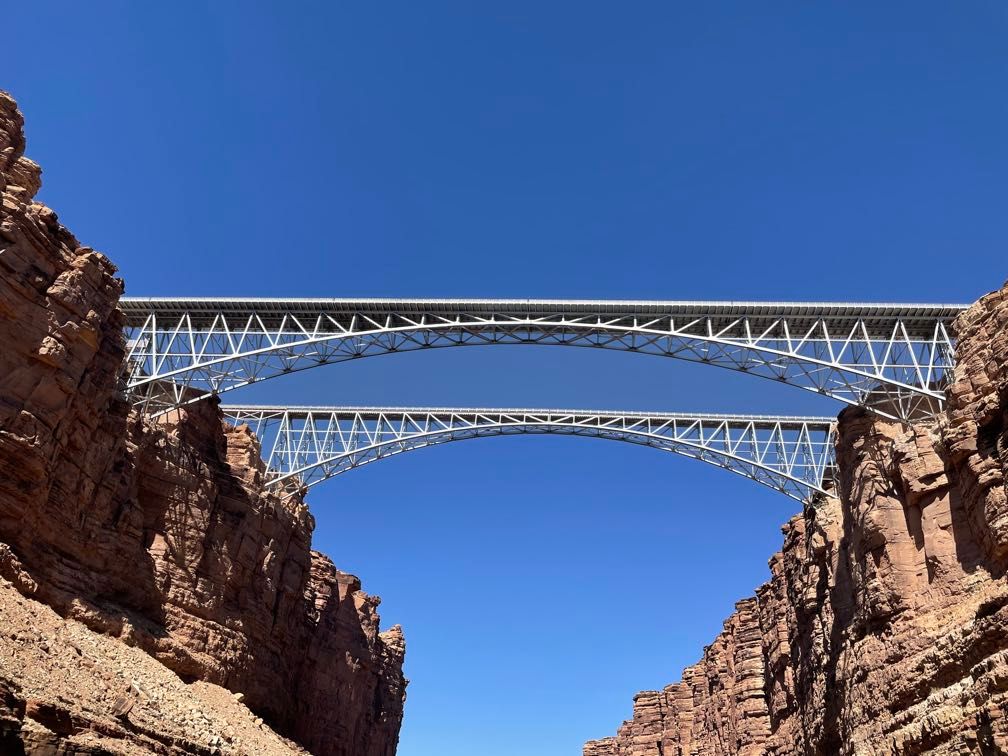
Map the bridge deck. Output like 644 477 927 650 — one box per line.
120 298 968 336
221 405 837 428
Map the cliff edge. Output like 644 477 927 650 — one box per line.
585 283 1008 754
0 91 406 755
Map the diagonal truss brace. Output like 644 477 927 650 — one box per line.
122 299 964 422
221 406 839 504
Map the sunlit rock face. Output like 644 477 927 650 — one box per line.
585 279 1008 755
0 90 406 756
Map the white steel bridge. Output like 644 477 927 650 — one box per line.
221 406 838 504
123 298 964 421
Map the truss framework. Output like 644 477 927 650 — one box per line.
221 406 838 504
123 299 963 421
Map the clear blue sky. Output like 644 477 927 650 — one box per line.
7 4 1007 754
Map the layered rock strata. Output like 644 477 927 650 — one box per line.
586 281 1008 755
0 90 406 755
0 577 311 755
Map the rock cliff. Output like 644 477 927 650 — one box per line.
0 91 406 755
586 284 1008 755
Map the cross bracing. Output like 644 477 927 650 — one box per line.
122 298 964 421
221 406 838 504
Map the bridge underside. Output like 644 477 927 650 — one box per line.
123 299 962 421
221 406 838 504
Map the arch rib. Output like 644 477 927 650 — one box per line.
123 299 964 421
221 406 838 504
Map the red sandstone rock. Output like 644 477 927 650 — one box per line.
0 90 405 756
0 577 311 755
586 283 1008 754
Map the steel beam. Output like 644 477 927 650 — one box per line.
221 405 838 504
122 298 964 421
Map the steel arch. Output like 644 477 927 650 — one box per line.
123 298 963 421
221 406 838 504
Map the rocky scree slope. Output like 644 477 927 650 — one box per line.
585 281 1008 754
0 90 406 756
0 577 312 755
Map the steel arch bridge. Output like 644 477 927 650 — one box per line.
221 406 838 504
123 298 964 421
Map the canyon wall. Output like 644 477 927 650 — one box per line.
0 91 406 755
586 285 1008 755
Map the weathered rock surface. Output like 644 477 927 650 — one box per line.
586 280 1008 755
0 576 311 755
0 90 405 755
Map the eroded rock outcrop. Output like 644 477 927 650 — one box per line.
0 577 314 755
586 281 1008 755
0 91 405 755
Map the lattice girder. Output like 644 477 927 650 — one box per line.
122 299 964 421
221 406 838 504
